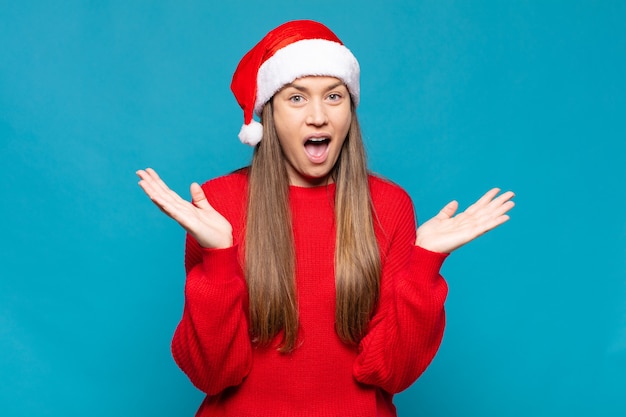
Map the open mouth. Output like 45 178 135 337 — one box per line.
304 137 330 159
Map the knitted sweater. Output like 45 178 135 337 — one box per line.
172 170 448 417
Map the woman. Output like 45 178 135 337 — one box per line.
137 20 514 417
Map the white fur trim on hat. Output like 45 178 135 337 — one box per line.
254 38 360 116
238 119 264 146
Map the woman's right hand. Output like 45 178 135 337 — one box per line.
136 168 233 249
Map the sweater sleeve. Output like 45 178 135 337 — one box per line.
170 235 253 395
353 189 448 393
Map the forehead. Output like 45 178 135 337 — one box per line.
281 76 347 91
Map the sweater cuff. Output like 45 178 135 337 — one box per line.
200 245 243 281
411 245 448 276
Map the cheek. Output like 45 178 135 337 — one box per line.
338 110 352 135
273 107 299 140
272 115 288 145
275 122 296 149
274 126 302 158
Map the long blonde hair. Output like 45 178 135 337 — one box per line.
245 101 380 352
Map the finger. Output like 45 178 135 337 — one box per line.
477 188 501 205
143 169 184 207
466 211 511 241
464 188 500 214
145 167 159 178
137 168 168 196
190 182 211 209
469 188 513 216
435 200 459 219
481 214 511 234
478 193 515 220
136 168 155 183
488 190 515 209
145 167 174 194
138 171 189 214
137 171 160 199
491 200 515 218
138 176 173 209
140 167 159 182
474 199 514 229
144 168 196 210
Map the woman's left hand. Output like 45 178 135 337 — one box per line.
415 188 515 254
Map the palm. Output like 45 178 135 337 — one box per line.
416 188 515 254
136 168 232 249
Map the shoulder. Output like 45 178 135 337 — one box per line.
368 174 416 239
199 168 249 225
368 174 413 209
201 168 249 198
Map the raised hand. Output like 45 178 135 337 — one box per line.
136 168 233 249
415 188 515 254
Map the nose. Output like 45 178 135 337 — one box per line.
305 100 328 126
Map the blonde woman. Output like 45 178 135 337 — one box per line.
137 20 514 417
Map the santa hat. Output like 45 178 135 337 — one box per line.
230 20 360 146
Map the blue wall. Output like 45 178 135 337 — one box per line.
1 1 624 415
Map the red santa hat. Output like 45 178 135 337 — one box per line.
230 20 360 146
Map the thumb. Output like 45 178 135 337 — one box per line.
190 182 210 209
435 200 459 220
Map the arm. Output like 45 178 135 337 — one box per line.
354 187 514 392
353 192 448 393
136 168 252 394
171 236 252 395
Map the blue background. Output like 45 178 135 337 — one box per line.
1 1 624 416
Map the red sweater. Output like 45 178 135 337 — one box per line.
172 171 448 417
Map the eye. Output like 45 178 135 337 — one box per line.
289 94 305 104
327 93 343 102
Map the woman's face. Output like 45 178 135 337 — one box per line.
272 76 352 187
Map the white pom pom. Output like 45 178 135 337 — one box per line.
238 120 263 146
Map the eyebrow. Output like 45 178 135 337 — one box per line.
288 80 346 93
